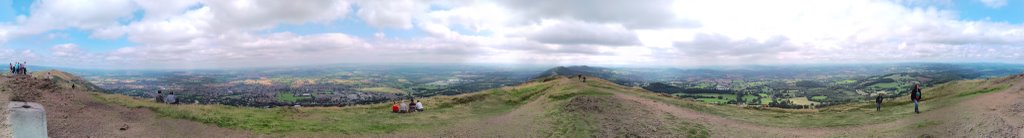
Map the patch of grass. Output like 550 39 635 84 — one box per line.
548 88 611 100
787 97 818 105
810 96 827 101
696 98 727 104
742 95 758 102
870 82 899 89
91 81 556 134
276 92 311 103
955 84 1007 97
357 87 406 94
913 120 942 128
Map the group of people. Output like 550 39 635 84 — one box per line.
391 99 424 113
874 83 924 113
577 74 586 82
9 62 28 75
153 90 178 104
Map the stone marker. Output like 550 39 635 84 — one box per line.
8 102 46 138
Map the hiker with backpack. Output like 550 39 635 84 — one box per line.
910 83 922 113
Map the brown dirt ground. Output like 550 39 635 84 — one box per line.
1 76 258 137
604 76 1024 137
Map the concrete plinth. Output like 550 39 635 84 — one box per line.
8 102 46 138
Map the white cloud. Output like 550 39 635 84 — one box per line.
500 0 697 29
12 0 136 36
523 20 641 46
202 0 351 31
3 0 1024 69
980 0 1008 8
50 43 82 57
355 0 427 29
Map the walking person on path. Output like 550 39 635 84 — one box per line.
910 83 923 114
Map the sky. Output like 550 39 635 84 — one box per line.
0 0 1023 69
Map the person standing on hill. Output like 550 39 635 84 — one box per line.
875 93 884 111
910 83 922 114
8 63 12 75
18 62 26 75
12 62 18 75
155 90 165 103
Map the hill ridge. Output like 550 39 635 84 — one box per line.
7 70 1024 137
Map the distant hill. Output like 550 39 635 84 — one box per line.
642 82 734 94
31 70 103 92
534 66 643 86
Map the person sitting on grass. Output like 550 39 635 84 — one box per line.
155 90 165 103
392 102 400 113
403 99 411 112
164 92 178 104
415 100 424 112
399 101 409 113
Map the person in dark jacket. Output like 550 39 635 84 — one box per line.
875 93 884 111
155 90 165 103
910 83 922 113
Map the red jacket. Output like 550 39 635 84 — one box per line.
392 104 399 112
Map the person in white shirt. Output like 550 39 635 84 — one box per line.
415 101 424 112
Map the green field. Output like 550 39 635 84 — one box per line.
741 95 758 103
810 96 827 101
787 97 819 105
677 93 738 104
276 92 312 103
870 82 899 88
357 87 406 94
697 98 729 104
759 97 773 105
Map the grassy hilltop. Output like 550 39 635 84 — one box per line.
10 70 1024 137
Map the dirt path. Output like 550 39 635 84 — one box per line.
608 89 830 137
607 78 1024 137
426 77 1024 137
0 77 12 137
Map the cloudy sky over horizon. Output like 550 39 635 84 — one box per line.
1 0 1023 69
